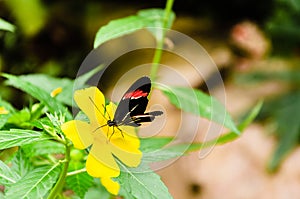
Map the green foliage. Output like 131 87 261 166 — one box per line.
14 65 104 107
265 0 300 54
94 8 175 48
159 86 240 135
4 0 47 37
0 18 15 32
118 161 173 199
11 149 33 178
5 164 61 199
22 140 65 157
0 129 49 150
259 91 300 172
0 160 20 186
66 161 94 199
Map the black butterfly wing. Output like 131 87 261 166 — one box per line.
113 76 151 126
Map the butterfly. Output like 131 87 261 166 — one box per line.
91 76 163 139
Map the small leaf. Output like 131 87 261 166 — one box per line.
94 8 175 48
0 129 49 150
7 108 31 127
0 160 20 186
66 161 93 199
160 86 240 134
137 9 175 42
5 164 61 199
118 161 172 199
94 15 144 48
0 97 16 129
0 18 15 32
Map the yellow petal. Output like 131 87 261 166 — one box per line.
61 120 93 149
110 132 142 167
74 87 106 126
105 103 142 167
100 177 120 195
86 136 120 177
50 87 62 97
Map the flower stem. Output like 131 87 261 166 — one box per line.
47 140 72 199
150 0 174 82
67 168 87 176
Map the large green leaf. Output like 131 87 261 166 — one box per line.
66 161 94 199
22 140 65 157
11 149 33 178
2 74 71 118
94 8 175 48
118 161 172 199
0 18 15 32
138 101 263 165
16 66 104 106
5 164 61 199
0 160 20 186
160 86 240 134
0 129 49 150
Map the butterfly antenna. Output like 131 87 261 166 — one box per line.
88 97 107 119
102 104 112 120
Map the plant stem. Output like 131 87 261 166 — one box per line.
47 140 72 199
67 168 87 176
150 0 174 82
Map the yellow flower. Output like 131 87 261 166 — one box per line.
61 87 142 195
0 107 9 114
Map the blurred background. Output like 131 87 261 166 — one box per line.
1 0 300 198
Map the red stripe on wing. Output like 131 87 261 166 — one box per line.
123 90 148 99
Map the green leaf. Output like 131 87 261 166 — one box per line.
2 73 71 119
0 129 49 150
16 66 104 107
11 149 33 178
0 160 20 186
118 161 172 199
94 15 143 48
22 140 65 157
4 164 61 199
140 137 172 152
0 97 15 129
187 100 263 151
263 91 300 172
7 108 31 127
0 18 15 32
137 9 175 42
85 179 110 199
160 86 240 134
66 161 93 199
94 8 175 48
139 100 263 161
